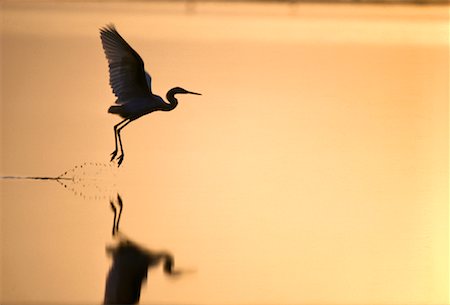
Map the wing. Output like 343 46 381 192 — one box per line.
100 25 152 102
145 71 152 91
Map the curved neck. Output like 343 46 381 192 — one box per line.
163 89 179 111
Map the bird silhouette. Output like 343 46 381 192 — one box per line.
103 236 186 305
105 195 192 304
110 194 123 236
100 25 201 166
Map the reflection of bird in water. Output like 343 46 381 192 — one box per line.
110 194 123 236
103 236 185 305
105 195 191 304
100 25 202 166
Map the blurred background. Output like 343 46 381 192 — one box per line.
1 0 448 304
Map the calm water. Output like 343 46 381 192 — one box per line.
1 1 448 304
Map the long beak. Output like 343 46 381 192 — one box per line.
187 91 201 95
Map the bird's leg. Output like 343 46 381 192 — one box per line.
116 119 132 166
110 199 117 236
111 119 129 162
116 194 123 233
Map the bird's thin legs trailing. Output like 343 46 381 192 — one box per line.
110 199 117 236
110 194 123 236
116 120 132 166
116 194 123 233
111 119 130 163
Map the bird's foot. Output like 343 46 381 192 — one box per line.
110 150 118 162
117 154 124 167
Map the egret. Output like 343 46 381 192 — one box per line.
105 195 190 304
104 237 185 305
100 25 201 166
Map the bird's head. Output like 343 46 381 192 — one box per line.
170 87 202 96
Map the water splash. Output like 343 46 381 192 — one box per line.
1 162 118 200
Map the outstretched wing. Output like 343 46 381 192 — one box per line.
145 71 152 91
100 25 152 102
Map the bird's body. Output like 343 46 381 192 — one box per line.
108 96 166 120
103 237 182 305
100 25 201 166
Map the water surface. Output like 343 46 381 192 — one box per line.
1 2 448 304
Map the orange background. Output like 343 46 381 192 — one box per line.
1 2 448 304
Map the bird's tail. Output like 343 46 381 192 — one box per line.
108 106 121 114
